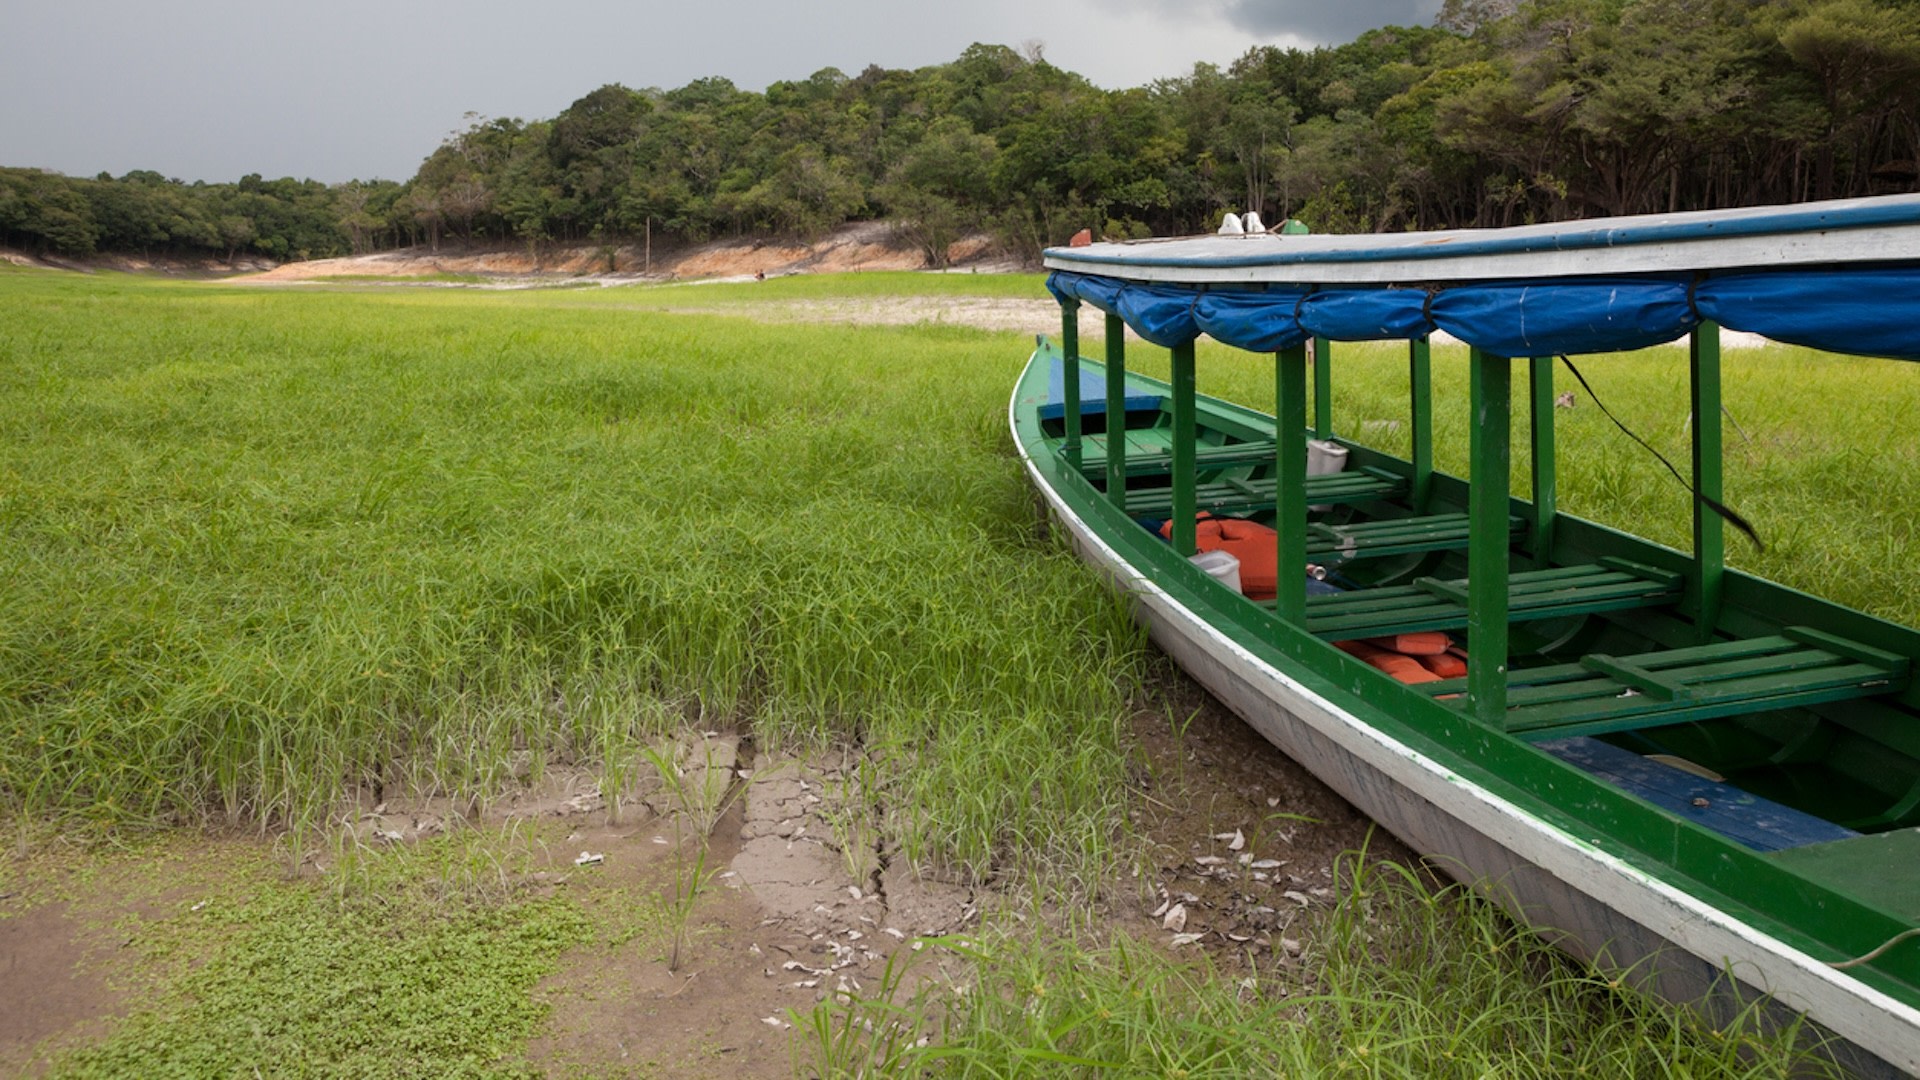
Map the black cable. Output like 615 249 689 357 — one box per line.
1556 354 1764 552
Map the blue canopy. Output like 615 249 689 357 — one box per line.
1046 267 1920 361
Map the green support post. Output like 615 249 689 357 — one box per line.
1468 348 1512 726
1529 357 1558 569
1313 335 1333 438
1061 300 1082 467
1691 320 1725 641
1105 313 1128 509
1170 340 1198 556
1410 338 1434 513
1275 344 1309 626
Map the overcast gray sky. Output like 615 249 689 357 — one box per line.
1 0 1441 185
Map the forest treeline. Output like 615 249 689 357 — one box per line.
7 0 1920 265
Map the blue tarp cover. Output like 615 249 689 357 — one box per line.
1047 268 1920 361
1039 356 1161 421
1298 290 1430 343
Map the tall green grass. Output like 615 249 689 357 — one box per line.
0 272 1142 884
803 852 1844 1078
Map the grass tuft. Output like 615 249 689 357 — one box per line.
803 849 1846 1078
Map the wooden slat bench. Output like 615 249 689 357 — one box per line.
1124 466 1406 518
1301 557 1682 640
1413 627 1911 740
1306 513 1526 563
1079 438 1278 479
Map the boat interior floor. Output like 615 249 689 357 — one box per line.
1539 735 1860 852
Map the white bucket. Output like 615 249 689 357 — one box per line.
1189 549 1242 594
1306 439 1349 511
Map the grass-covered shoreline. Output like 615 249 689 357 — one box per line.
4 268 1904 1076
0 270 1142 883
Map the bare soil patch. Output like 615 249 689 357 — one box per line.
513 665 1398 1078
1117 662 1409 968
0 901 127 1077
645 295 1066 337
0 657 1392 1078
230 222 1016 286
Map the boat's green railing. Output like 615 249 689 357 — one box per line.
1055 304 1739 728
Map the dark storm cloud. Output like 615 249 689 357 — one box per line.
1109 0 1444 45
1224 0 1446 41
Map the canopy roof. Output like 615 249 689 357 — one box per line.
1042 196 1920 360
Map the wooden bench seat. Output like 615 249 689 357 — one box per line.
1413 627 1911 739
1306 513 1525 563
1300 557 1682 639
1079 438 1278 479
1124 466 1405 518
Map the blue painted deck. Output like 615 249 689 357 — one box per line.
1538 736 1858 853
1038 357 1162 422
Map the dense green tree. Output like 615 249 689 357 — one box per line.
1776 0 1920 197
8 17 1920 264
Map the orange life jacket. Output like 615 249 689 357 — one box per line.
1159 513 1280 600
1363 632 1451 656
1334 639 1443 685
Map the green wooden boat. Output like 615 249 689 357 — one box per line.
1014 196 1920 1077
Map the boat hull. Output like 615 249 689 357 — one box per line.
1011 355 1920 1078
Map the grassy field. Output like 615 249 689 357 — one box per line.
4 267 1902 1076
0 269 1144 882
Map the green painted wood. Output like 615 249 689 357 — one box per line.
1506 679 1900 737
1580 655 1689 700
1596 556 1685 590
1300 562 1682 639
1416 577 1472 605
1410 338 1434 512
1105 312 1127 508
1306 513 1524 562
1609 634 1803 669
1061 300 1082 467
1767 830 1920 922
1530 357 1557 568
1860 778 1920 830
1313 335 1333 439
1784 625 1911 673
1470 348 1512 726
1079 439 1277 477
1171 340 1197 556
1119 468 1404 518
1495 628 1911 735
1277 344 1309 625
1692 321 1725 641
